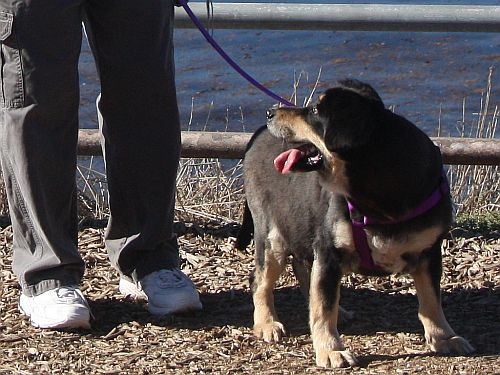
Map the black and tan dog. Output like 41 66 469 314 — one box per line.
236 79 474 368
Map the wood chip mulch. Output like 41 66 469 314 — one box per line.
0 224 499 374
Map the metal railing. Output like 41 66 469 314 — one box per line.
78 130 500 166
174 3 500 32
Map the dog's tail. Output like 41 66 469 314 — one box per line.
234 200 254 250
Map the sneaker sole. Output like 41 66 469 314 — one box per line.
19 303 90 330
148 300 203 316
30 317 91 330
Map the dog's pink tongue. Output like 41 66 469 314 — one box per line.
274 149 304 174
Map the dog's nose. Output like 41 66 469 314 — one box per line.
266 108 276 120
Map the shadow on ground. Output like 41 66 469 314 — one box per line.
87 284 499 357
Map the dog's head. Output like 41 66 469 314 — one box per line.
267 79 385 175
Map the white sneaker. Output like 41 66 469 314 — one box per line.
119 269 202 315
19 286 91 329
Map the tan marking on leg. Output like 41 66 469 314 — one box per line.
412 265 474 354
252 227 287 342
309 260 358 368
333 219 355 253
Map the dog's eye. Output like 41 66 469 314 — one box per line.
311 106 319 115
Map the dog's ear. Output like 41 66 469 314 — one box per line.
321 83 384 154
337 79 385 105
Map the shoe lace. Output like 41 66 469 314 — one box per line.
56 286 81 299
154 269 186 289
56 286 94 319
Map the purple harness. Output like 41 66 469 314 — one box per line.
347 172 449 271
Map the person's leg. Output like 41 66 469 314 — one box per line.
0 0 90 328
0 0 84 295
83 0 180 280
83 0 200 313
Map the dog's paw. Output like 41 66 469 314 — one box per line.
315 348 358 368
430 335 475 355
254 321 286 343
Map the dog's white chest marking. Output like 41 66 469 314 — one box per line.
367 226 443 272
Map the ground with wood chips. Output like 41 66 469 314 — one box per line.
0 224 499 374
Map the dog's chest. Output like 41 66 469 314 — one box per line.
365 226 443 272
334 220 443 273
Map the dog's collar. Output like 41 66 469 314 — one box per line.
347 171 449 271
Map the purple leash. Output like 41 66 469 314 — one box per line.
178 0 295 107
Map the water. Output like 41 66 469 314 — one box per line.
78 0 500 138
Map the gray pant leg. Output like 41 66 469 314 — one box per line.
0 0 85 296
83 0 181 282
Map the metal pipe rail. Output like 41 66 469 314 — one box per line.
78 130 500 166
174 3 500 33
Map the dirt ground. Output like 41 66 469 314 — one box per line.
0 224 499 374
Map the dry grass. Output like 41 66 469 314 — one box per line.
76 157 109 222
175 159 245 224
448 67 499 219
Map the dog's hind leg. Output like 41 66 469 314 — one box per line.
292 259 311 299
411 242 475 355
234 201 254 251
252 227 287 343
293 259 354 327
309 249 358 368
292 259 354 325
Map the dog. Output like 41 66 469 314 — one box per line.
236 79 474 368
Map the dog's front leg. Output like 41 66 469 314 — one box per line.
252 237 287 343
309 249 358 368
411 243 475 355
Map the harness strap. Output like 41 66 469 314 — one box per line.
347 171 449 271
350 220 381 270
